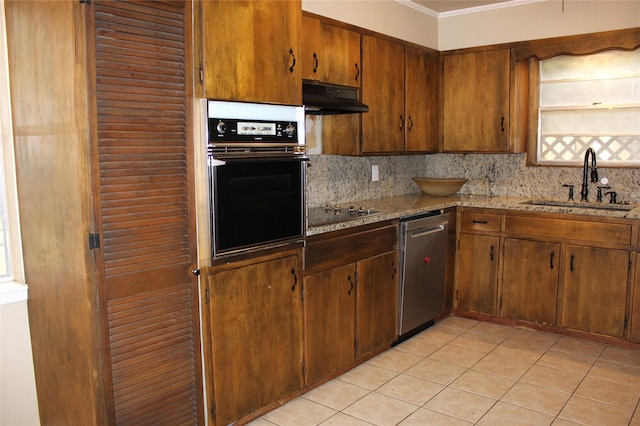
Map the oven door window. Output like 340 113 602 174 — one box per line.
212 159 303 255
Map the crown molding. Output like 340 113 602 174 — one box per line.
395 0 549 18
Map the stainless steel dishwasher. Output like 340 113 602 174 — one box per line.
397 211 449 342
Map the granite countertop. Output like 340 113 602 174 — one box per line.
306 193 640 235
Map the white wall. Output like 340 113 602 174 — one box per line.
302 0 439 48
439 0 640 50
302 0 640 51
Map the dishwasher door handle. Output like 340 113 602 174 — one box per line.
410 225 446 239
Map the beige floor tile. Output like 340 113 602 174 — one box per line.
394 334 445 357
262 397 337 426
366 348 424 373
428 342 487 368
399 407 473 425
478 402 554 426
338 363 398 391
588 359 640 387
438 316 479 331
468 321 517 340
472 353 533 380
303 379 369 411
404 358 467 385
417 324 465 343
503 329 559 352
550 420 582 426
550 336 605 358
450 369 516 399
342 392 418 426
424 387 496 423
599 345 640 368
376 373 445 406
501 381 570 416
574 376 640 409
630 408 640 425
319 412 373 425
246 418 277 426
558 395 633 426
536 349 596 375
450 330 506 353
520 365 584 393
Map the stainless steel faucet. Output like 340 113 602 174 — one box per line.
580 147 598 202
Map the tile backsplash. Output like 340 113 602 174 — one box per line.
306 152 640 206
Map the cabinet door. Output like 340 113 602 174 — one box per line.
304 264 357 385
361 35 405 153
201 0 301 105
502 238 560 325
456 233 500 314
208 253 303 426
301 15 321 80
630 253 640 343
443 49 510 152
561 246 629 337
356 251 398 358
320 23 361 87
405 46 439 153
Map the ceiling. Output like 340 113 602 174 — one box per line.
407 0 524 16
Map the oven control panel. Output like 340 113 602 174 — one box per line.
209 118 298 145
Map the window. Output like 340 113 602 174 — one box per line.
0 1 25 299
537 48 640 166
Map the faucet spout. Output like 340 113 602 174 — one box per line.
580 147 598 202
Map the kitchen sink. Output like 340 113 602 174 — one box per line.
521 199 635 211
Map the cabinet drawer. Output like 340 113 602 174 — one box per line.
505 215 632 245
304 222 398 272
460 211 502 232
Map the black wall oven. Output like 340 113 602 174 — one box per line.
206 100 306 258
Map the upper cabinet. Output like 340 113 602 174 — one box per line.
301 15 361 87
442 48 523 153
198 0 302 105
361 36 440 154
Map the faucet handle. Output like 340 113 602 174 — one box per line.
596 186 610 203
562 184 575 201
605 191 618 204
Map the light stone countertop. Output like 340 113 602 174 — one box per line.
306 193 640 236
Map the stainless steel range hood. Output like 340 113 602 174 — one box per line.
302 80 369 115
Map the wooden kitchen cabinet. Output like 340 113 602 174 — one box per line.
301 14 361 87
356 251 398 358
198 0 302 105
560 245 629 338
456 233 500 314
5 1 203 424
360 35 439 154
206 249 304 425
304 222 398 385
303 264 357 385
629 253 640 343
442 48 512 152
501 238 560 325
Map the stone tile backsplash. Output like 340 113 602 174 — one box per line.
306 152 640 207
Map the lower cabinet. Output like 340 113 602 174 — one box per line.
560 245 629 338
303 222 399 386
304 263 357 385
501 238 559 325
206 249 303 426
456 233 500 315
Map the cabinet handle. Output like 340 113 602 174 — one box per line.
400 115 404 131
570 254 575 272
391 261 396 280
355 63 360 82
312 52 318 74
347 275 354 295
472 219 488 224
191 268 200 276
408 116 413 131
290 268 297 292
549 252 555 270
289 48 296 74
490 245 495 262
501 116 505 132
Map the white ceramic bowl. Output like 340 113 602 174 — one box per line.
412 177 468 196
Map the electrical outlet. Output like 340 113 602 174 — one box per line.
371 165 379 182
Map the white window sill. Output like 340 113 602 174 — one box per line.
0 281 28 305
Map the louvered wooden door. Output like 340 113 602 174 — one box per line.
88 1 202 424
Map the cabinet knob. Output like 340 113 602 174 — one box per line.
191 268 200 277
